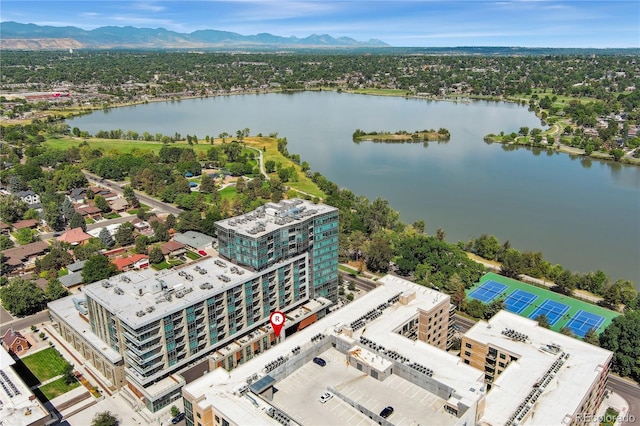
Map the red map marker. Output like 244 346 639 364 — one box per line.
270 311 285 337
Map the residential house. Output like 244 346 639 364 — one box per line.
12 219 39 230
112 254 149 272
109 198 129 212
0 241 50 274
56 227 93 246
0 222 10 235
15 190 40 206
68 188 87 203
1 329 31 354
172 231 215 252
74 205 102 219
60 273 83 288
160 240 186 258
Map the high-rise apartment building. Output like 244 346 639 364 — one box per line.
215 199 339 303
48 200 339 413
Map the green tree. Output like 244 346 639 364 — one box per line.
91 411 119 426
0 278 46 316
61 198 76 221
365 232 393 272
82 255 118 284
62 362 76 385
170 406 180 417
484 298 505 320
98 227 114 248
265 160 276 173
600 310 640 381
199 173 216 193
45 278 69 301
135 235 149 254
0 195 28 223
166 214 177 230
473 234 501 260
554 270 576 296
535 313 551 329
149 246 164 264
73 238 102 260
69 212 87 231
583 328 599 346
14 227 39 245
559 326 576 337
0 235 14 250
114 222 135 247
94 195 111 213
465 299 485 319
500 248 523 278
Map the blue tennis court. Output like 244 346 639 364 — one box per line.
566 310 606 337
468 280 508 303
528 300 570 326
504 290 538 314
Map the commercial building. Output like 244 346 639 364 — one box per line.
215 199 339 303
461 310 612 425
48 200 339 413
182 275 486 426
0 347 52 426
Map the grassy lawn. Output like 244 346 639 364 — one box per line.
600 407 619 426
152 261 170 270
219 186 237 200
85 217 95 224
58 268 69 277
185 251 201 260
39 377 80 400
103 212 121 219
21 348 70 382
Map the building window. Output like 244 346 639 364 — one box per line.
215 415 220 423
464 351 471 357
499 362 506 368
465 342 472 349
464 359 470 365
222 419 229 426
500 353 506 359
197 413 201 418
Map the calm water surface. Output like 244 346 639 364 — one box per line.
68 92 640 286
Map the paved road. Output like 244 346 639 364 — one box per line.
0 310 50 336
83 171 184 215
608 375 640 423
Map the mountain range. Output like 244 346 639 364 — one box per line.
0 21 389 50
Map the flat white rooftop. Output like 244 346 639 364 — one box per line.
467 311 613 425
184 275 485 425
0 347 51 426
82 253 307 328
216 199 338 238
47 295 122 364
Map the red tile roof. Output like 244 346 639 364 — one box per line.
56 227 93 244
112 254 149 271
12 219 39 229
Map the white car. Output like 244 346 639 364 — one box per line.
319 392 333 404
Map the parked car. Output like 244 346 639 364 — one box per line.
313 357 326 367
319 392 333 404
171 412 185 424
198 250 207 256
380 406 394 418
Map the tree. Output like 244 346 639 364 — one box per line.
14 228 39 245
199 173 215 193
98 227 114 248
600 310 640 381
465 299 485 319
94 195 111 213
554 270 576 296
500 248 523 278
0 278 46 316
435 228 446 241
473 234 501 260
365 232 393 272
170 406 180 417
535 313 551 329
62 362 76 385
166 214 177 230
73 238 102 260
46 278 69 301
122 185 139 208
0 235 14 250
603 280 637 310
0 195 28 223
135 235 149 254
69 212 87 231
82 255 118 284
484 298 505 320
149 246 165 264
61 198 76 221
583 328 599 346
114 222 135 247
91 411 119 426
559 326 576 337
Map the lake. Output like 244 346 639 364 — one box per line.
68 92 640 287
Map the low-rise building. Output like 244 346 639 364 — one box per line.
461 310 612 425
182 275 484 426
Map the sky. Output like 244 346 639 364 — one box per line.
1 1 638 48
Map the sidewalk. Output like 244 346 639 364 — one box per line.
594 391 630 425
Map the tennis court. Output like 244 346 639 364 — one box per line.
468 280 508 303
528 300 570 326
504 290 538 314
566 310 606 338
466 273 620 337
